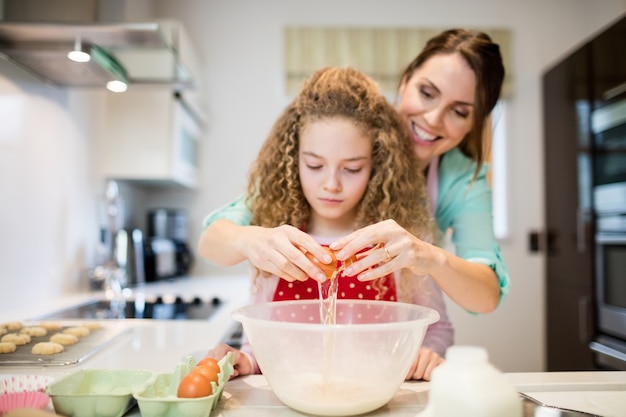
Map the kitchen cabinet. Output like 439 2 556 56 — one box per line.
543 44 597 371
543 15 626 371
101 88 203 188
98 20 205 189
591 16 626 107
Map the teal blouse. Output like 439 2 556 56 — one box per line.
435 148 510 303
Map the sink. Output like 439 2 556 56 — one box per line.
31 295 223 321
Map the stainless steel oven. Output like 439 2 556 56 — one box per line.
591 229 626 370
589 98 626 370
591 182 626 370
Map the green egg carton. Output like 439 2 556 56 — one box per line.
46 369 155 417
134 352 235 417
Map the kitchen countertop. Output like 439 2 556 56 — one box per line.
1 274 626 416
215 373 626 417
1 274 252 375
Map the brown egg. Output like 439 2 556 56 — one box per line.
305 247 338 279
305 247 358 279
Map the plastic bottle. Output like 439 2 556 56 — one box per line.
424 345 522 417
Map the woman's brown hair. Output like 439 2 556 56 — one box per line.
399 29 505 179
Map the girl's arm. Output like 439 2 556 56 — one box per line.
199 197 332 282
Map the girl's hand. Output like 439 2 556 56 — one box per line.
330 219 441 281
239 224 332 282
405 347 444 381
205 343 252 379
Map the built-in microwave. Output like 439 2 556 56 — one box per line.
591 98 626 188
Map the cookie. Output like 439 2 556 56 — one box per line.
63 326 90 337
0 342 16 353
82 321 101 330
0 326 6 336
2 321 23 331
38 321 62 331
1 333 31 345
50 333 78 346
20 326 48 337
31 341 64 355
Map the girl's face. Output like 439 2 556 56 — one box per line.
299 117 372 237
397 53 476 169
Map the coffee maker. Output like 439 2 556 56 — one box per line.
143 208 193 281
90 180 147 290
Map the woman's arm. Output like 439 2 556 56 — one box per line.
330 151 507 314
331 220 500 313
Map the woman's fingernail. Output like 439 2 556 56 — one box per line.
323 254 333 263
344 267 353 276
316 273 327 282
357 272 369 281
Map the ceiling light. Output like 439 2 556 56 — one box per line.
67 38 90 63
106 80 128 93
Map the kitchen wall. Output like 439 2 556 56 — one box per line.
1 0 624 373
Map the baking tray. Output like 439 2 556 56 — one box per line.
0 321 131 366
517 378 626 417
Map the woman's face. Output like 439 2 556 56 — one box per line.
397 53 476 168
299 117 372 236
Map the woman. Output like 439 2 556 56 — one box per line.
199 29 508 380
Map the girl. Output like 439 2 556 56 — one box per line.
207 67 453 379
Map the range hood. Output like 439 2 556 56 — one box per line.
0 20 196 90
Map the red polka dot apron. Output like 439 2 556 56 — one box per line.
272 251 397 303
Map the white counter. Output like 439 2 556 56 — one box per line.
1 274 251 378
217 373 626 417
1 274 626 416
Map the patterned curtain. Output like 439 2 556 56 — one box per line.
284 27 512 98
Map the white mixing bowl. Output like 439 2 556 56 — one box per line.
233 299 439 416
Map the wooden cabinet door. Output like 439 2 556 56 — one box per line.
543 44 598 371
590 15 626 107
546 283 596 370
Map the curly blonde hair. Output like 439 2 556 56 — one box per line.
246 67 432 242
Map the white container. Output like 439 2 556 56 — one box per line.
233 299 439 416
424 345 522 417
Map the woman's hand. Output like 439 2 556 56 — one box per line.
405 347 444 381
205 343 253 379
199 220 332 282
330 219 501 313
